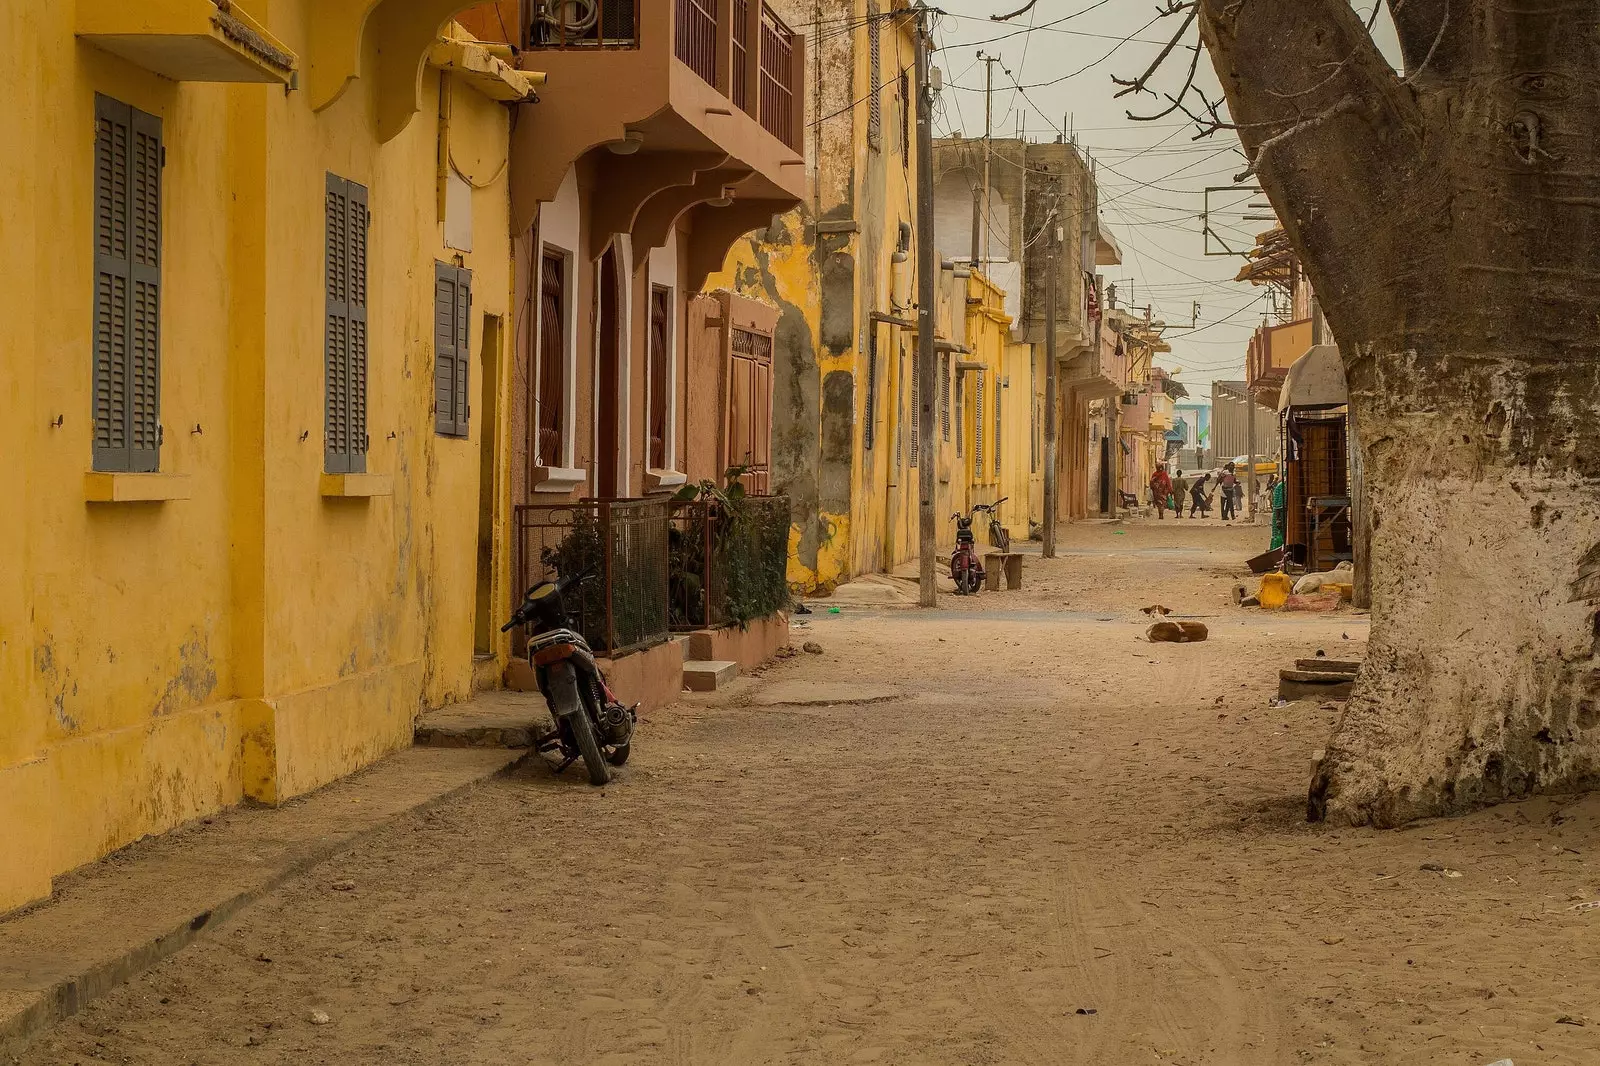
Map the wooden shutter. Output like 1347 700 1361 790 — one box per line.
994 380 1001 476
975 374 985 473
908 344 919 467
537 251 565 468
940 354 950 441
954 373 963 458
648 286 670 469
864 329 877 450
93 96 161 473
866 2 881 150
325 174 369 473
728 326 774 494
434 262 472 438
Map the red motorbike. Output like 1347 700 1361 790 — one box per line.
950 498 1008 595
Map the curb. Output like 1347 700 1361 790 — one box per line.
0 749 521 1059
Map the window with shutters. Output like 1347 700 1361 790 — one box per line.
940 354 951 441
324 173 369 474
93 95 162 473
433 262 471 438
536 248 568 468
966 372 979 473
899 71 911 162
648 285 671 470
954 372 964 458
908 344 919 467
864 329 878 450
1031 352 1040 473
994 381 1002 477
866 2 882 152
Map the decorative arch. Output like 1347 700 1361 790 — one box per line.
308 0 488 141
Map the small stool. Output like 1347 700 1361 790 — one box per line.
984 552 1023 591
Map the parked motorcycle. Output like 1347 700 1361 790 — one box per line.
950 497 1008 595
502 567 636 785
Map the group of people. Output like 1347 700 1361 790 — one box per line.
1147 462 1253 520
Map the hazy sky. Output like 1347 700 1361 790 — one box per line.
926 1 1400 393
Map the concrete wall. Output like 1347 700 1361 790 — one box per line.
2 5 518 913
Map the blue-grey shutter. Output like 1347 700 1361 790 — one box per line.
433 264 472 438
347 179 369 472
325 174 351 473
454 268 471 434
434 263 459 435
94 96 161 473
325 174 369 472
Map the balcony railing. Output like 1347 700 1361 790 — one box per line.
513 499 670 656
675 0 718 84
757 8 796 148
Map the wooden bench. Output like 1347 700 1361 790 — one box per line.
984 552 1022 591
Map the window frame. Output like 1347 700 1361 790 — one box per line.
91 94 163 474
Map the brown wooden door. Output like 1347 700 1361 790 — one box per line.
726 326 773 494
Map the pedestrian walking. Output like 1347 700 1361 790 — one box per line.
1171 470 1189 519
1190 473 1211 518
1150 467 1173 519
1219 463 1239 522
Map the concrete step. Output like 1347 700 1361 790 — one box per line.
683 659 739 692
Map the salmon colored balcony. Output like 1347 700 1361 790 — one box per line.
1246 317 1313 405
484 0 806 243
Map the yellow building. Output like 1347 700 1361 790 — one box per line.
707 0 1037 590
0 1 534 913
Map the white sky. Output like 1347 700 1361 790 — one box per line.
926 0 1400 394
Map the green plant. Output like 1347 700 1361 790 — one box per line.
669 468 787 629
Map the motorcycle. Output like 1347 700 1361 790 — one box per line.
950 497 1008 595
501 567 636 785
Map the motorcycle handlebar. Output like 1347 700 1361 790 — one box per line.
501 565 598 631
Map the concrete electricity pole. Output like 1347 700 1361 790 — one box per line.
979 53 998 268
1246 385 1258 521
915 7 939 608
1042 238 1059 558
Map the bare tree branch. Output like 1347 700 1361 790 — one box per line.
989 0 1040 21
1111 3 1199 99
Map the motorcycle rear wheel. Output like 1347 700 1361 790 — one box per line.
568 710 611 786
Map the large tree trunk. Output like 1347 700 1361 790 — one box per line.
1197 0 1600 824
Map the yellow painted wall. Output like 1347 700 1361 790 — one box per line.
0 5 516 913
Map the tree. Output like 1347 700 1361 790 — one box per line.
1187 0 1600 826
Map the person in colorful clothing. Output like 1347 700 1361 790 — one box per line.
1150 467 1173 519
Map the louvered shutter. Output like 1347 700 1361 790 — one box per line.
326 174 369 472
434 263 473 438
94 96 161 473
975 374 985 473
454 268 471 433
908 345 919 467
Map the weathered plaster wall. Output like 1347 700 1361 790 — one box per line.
2 7 515 912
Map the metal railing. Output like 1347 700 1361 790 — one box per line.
758 6 797 149
669 496 791 631
513 499 670 656
731 0 750 111
525 0 640 48
674 0 718 85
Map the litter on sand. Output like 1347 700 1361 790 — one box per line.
1570 900 1600 911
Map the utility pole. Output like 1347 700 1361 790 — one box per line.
915 6 938 608
1042 238 1059 558
979 53 998 268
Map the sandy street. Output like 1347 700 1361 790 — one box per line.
19 520 1600 1066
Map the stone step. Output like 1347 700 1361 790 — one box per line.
683 659 739 692
1295 658 1362 673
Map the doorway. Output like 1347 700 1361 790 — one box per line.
474 315 503 657
596 246 622 498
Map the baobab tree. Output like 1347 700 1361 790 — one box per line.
1124 0 1600 825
